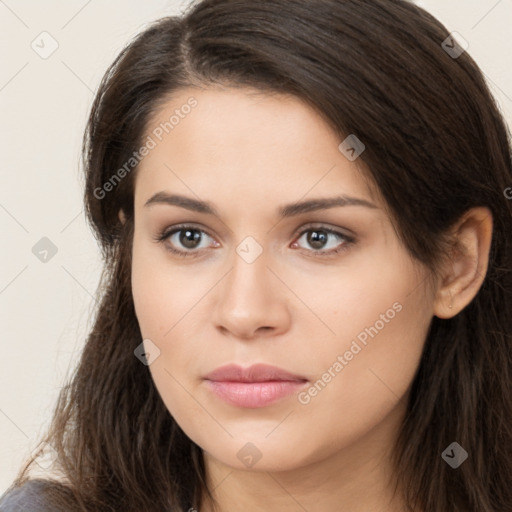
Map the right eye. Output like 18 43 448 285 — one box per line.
154 224 220 258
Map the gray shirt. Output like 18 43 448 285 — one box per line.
0 479 69 512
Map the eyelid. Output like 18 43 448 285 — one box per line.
157 222 215 241
292 222 355 239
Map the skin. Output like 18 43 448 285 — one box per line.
123 86 493 512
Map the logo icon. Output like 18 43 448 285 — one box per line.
31 31 59 59
236 442 263 468
441 32 469 59
134 339 161 366
441 441 468 468
338 134 366 161
236 236 263 264
32 237 58 263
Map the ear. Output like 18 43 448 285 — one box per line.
118 208 126 225
433 207 493 319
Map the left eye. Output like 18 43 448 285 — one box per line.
292 227 354 255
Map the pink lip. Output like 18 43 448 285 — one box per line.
204 363 307 383
204 364 308 408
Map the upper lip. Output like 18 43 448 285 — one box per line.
204 363 308 383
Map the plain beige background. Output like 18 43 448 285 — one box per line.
1 0 511 492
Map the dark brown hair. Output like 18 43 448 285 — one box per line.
6 1 512 511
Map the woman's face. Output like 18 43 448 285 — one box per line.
130 86 436 472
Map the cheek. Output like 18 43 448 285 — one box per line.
131 240 207 423
300 268 431 433
130 235 214 390
131 235 199 339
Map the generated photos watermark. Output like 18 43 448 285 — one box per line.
298 301 403 405
94 96 198 200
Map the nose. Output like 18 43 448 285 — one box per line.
212 246 291 340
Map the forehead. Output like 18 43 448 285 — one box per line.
133 86 381 212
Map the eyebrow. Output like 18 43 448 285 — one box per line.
144 192 378 218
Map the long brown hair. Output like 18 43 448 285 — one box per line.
6 1 512 510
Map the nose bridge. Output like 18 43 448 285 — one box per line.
227 235 271 304
213 234 289 337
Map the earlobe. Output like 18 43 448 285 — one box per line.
433 207 493 319
118 209 126 225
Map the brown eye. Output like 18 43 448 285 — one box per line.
177 228 203 249
305 230 329 249
154 224 218 258
292 226 355 257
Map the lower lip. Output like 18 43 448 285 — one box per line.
205 380 308 408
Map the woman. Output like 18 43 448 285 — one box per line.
1 0 511 510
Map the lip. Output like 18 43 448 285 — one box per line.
204 364 308 408
204 363 307 383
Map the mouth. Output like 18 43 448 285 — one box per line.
204 363 308 382
203 363 309 408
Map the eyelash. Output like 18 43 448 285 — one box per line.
153 223 356 259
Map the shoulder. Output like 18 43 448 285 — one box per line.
0 479 73 512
